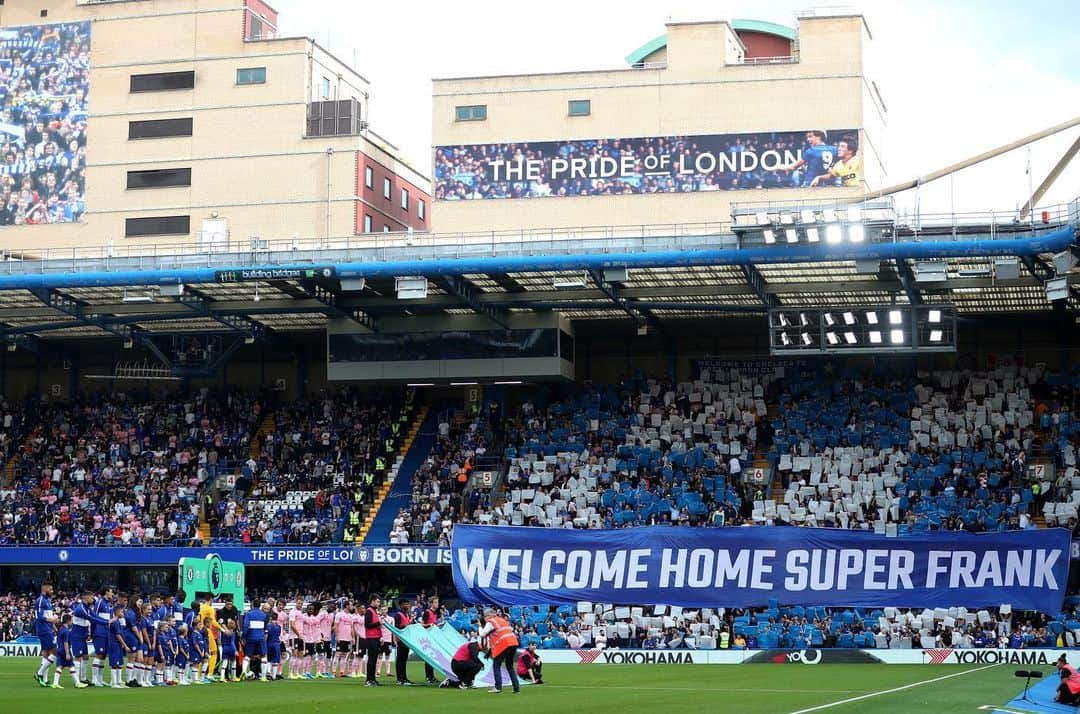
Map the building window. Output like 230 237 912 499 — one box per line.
383 177 391 199
128 118 193 140
400 188 408 211
383 224 390 233
455 104 487 122
363 214 372 233
364 166 373 188
418 198 425 221
125 215 191 237
130 70 195 93
236 67 266 85
568 99 591 117
320 77 331 99
126 168 192 190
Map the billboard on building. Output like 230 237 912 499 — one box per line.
0 21 90 226
434 128 860 200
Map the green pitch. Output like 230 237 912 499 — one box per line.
0 658 1034 713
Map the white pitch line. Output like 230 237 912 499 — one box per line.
785 664 1000 714
548 685 871 694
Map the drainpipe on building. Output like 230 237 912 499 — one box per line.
326 147 334 244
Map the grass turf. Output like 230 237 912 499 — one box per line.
0 658 1038 713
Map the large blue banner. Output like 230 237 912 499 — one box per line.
451 525 1072 612
0 545 449 567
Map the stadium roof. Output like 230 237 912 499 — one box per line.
0 200 1074 342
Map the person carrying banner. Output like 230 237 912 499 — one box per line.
439 640 484 690
1055 655 1080 704
363 594 383 687
392 598 416 685
419 596 440 684
478 608 520 694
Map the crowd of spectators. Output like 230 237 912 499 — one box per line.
0 390 262 546
233 390 415 545
397 407 496 545
0 21 90 226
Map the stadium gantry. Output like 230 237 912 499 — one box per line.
0 196 1075 378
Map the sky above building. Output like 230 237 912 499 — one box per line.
273 0 1079 217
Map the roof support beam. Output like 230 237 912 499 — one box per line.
30 288 137 343
895 258 922 305
740 264 779 309
587 269 666 334
430 275 509 328
177 288 271 343
271 279 377 332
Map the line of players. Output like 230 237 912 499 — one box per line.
31 581 443 690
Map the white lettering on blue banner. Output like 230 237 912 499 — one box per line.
450 525 1069 612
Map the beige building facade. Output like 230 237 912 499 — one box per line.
431 14 885 235
0 0 430 253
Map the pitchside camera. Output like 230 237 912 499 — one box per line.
1015 670 1043 679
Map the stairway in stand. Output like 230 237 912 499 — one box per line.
358 405 433 544
249 412 276 461
2 453 17 489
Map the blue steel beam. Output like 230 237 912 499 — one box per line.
0 227 1072 291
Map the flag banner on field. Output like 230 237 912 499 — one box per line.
451 524 1071 612
384 622 530 688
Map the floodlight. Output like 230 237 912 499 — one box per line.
778 313 791 327
929 330 944 343
869 331 882 344
822 209 838 223
801 332 813 346
928 309 942 323
825 225 843 243
847 206 862 222
843 332 857 345
755 211 770 227
800 210 816 224
890 329 905 344
843 311 856 325
397 276 430 299
824 313 836 326
806 227 820 243
888 310 903 325
764 229 776 245
780 213 794 226
785 229 798 243
865 311 879 325
1046 277 1069 302
848 224 865 243
826 332 839 345
799 312 809 327
780 332 792 346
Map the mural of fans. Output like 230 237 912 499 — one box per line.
433 128 860 201
0 21 90 226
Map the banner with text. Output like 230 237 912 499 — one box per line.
434 129 861 200
0 545 450 567
451 525 1070 612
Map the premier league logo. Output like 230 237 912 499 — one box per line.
207 554 224 596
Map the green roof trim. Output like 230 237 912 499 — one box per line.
731 18 797 41
624 33 668 66
624 19 796 66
